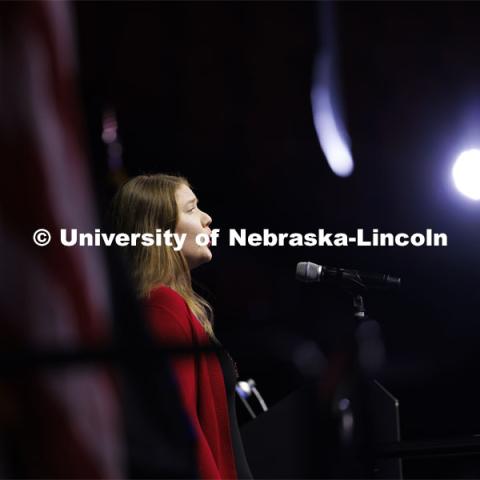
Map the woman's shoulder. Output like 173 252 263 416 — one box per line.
147 284 188 310
144 285 193 339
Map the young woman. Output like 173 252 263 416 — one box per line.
111 174 252 479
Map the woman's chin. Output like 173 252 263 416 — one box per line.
189 248 212 270
203 247 213 264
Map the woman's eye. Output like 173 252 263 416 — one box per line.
188 206 196 212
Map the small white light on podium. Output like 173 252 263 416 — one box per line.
452 149 480 200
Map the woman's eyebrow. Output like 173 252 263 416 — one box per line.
186 197 198 206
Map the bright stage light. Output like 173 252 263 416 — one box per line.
452 149 480 200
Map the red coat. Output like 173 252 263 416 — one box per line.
144 285 238 479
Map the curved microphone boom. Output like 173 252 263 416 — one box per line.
296 261 401 291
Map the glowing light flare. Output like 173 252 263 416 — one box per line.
311 85 354 178
452 149 480 200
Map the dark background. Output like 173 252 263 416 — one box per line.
75 2 480 477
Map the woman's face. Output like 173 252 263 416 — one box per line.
175 183 213 270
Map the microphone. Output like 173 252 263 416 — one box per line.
296 261 401 290
235 379 268 419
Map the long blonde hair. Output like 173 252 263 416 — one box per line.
110 173 214 337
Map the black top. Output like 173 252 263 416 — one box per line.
216 349 253 479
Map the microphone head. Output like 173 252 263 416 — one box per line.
296 261 321 282
386 275 401 288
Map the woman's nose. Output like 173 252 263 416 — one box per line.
202 211 212 227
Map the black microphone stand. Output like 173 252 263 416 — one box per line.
315 280 401 478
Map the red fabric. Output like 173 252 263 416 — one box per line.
0 2 122 477
144 285 238 480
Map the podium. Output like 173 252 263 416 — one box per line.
240 380 402 478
